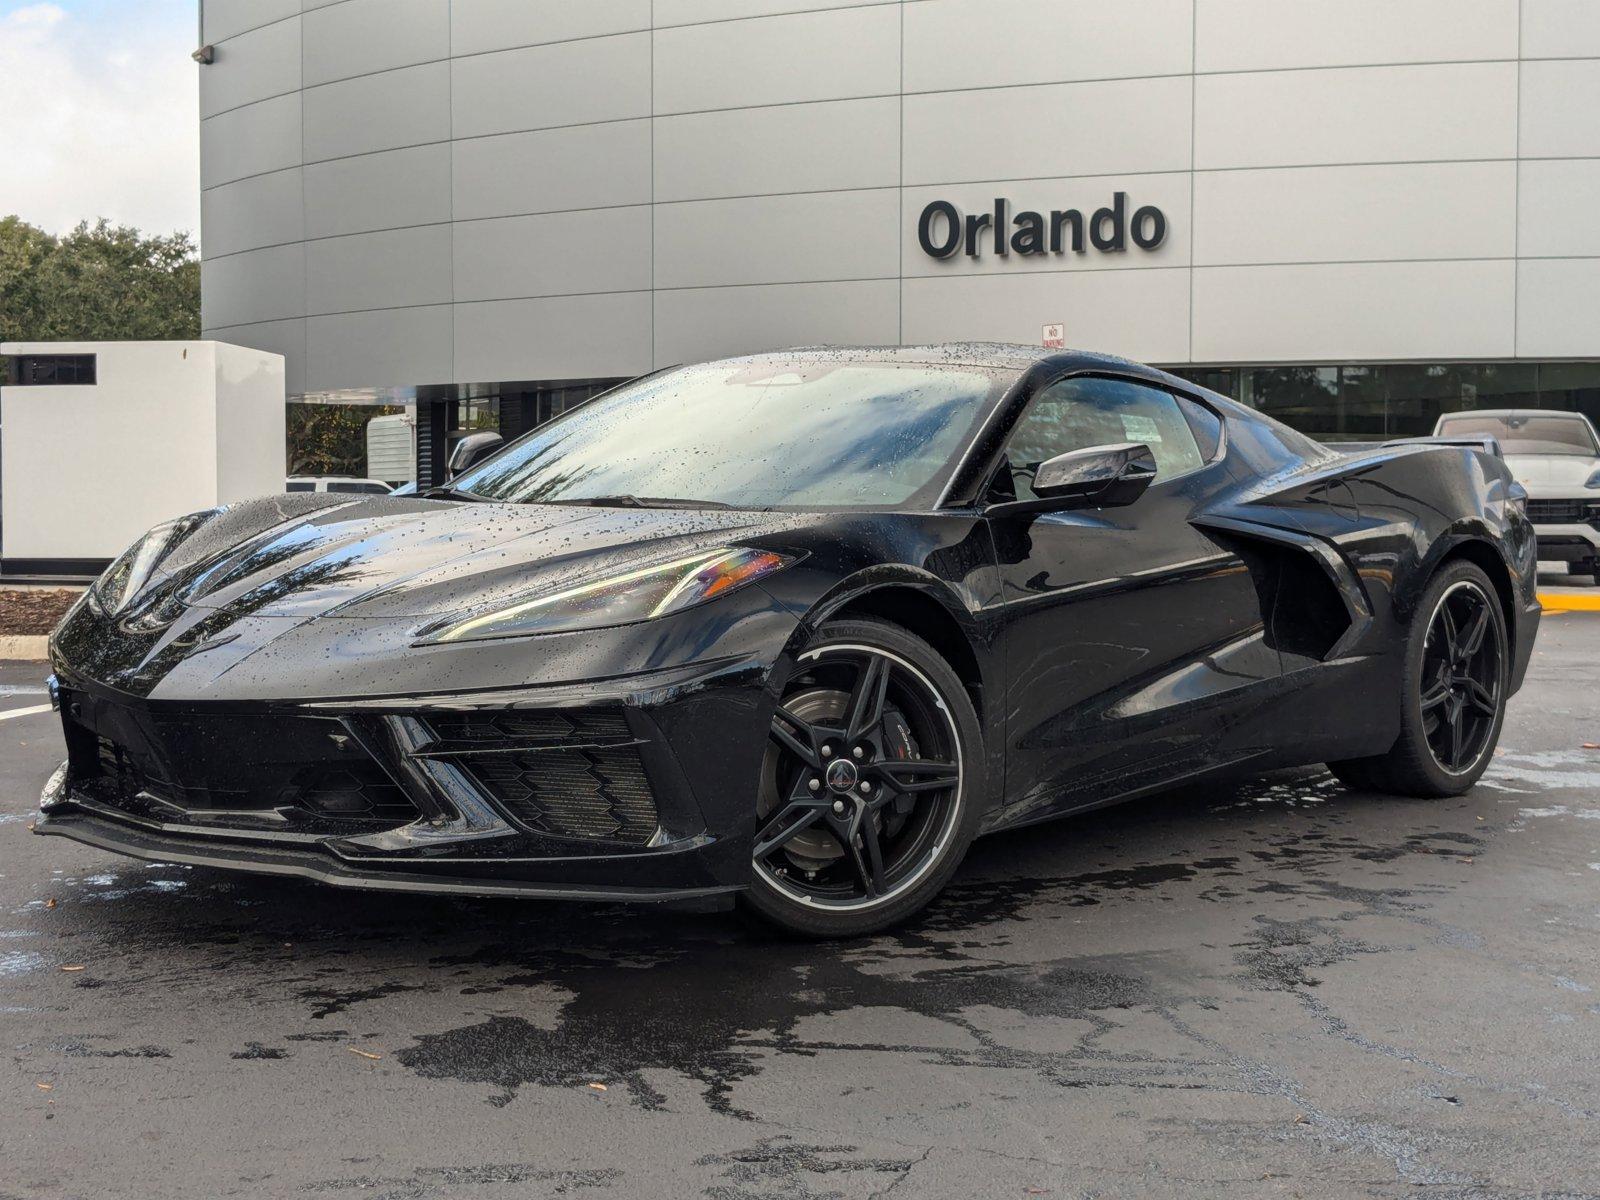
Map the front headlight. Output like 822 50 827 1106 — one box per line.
88 517 191 616
87 509 221 617
1585 468 1600 489
417 546 795 644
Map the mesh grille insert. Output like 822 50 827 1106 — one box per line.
426 710 631 744
460 747 657 844
420 708 658 845
290 764 415 820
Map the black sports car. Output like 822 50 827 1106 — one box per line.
37 345 1539 936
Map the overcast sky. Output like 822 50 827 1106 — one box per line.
0 0 200 239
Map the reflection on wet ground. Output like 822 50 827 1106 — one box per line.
2 630 1599 1198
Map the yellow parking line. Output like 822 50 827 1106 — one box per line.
1538 592 1600 613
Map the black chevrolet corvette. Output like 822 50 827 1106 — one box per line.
37 345 1539 936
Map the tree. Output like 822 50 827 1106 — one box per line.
0 216 200 348
286 403 402 477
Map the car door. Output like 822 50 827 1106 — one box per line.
985 373 1280 828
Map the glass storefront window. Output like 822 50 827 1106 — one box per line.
1164 361 1593 444
1381 363 1535 439
1246 366 1341 436
1536 363 1600 430
1172 367 1237 400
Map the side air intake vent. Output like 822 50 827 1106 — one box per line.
1202 525 1363 662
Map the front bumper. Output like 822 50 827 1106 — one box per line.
34 654 777 902
1530 521 1600 563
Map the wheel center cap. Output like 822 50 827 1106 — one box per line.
825 759 859 794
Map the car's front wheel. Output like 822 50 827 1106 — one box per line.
741 618 986 938
1328 559 1509 796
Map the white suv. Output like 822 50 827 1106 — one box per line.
1434 409 1600 582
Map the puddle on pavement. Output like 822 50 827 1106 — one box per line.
12 763 1546 1119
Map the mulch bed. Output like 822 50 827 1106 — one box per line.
0 588 82 636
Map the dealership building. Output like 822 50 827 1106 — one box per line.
196 0 1600 485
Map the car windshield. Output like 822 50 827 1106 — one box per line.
454 359 1007 509
1437 413 1599 456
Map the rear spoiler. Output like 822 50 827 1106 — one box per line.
1379 434 1503 458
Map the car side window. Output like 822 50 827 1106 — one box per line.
1177 395 1224 461
998 376 1206 502
286 481 313 493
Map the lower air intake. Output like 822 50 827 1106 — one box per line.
459 747 658 845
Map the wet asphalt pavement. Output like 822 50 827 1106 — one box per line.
2 618 1598 1200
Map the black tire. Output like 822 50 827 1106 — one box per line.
739 617 987 938
1325 757 1378 793
1327 559 1509 797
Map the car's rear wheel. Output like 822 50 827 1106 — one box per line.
741 618 986 938
1327 560 1508 797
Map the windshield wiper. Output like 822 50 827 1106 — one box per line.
418 485 488 502
543 495 733 510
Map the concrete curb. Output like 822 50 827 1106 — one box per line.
0 635 50 661
1538 592 1600 614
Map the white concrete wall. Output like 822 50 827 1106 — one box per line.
0 342 285 561
214 343 290 504
198 0 1600 390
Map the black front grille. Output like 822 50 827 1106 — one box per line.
62 691 420 831
95 736 153 799
1527 498 1595 524
421 708 659 846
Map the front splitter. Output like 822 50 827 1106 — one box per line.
33 808 742 906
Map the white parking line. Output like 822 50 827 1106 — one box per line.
0 705 53 722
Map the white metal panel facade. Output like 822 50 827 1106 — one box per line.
197 0 1599 395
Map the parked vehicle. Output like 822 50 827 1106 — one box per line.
1434 409 1600 582
39 346 1538 936
286 476 393 495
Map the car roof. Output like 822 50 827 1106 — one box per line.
728 342 1154 374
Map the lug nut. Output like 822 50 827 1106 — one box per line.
821 745 833 759
859 781 873 795
832 799 846 815
852 746 864 760
808 778 821 792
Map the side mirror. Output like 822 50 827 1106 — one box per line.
987 442 1158 518
447 431 504 479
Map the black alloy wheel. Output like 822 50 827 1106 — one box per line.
743 618 984 937
1327 560 1509 797
1419 580 1503 774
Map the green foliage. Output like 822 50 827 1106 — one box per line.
0 216 201 347
286 403 403 478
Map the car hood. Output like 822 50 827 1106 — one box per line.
1503 453 1600 493
124 494 793 623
